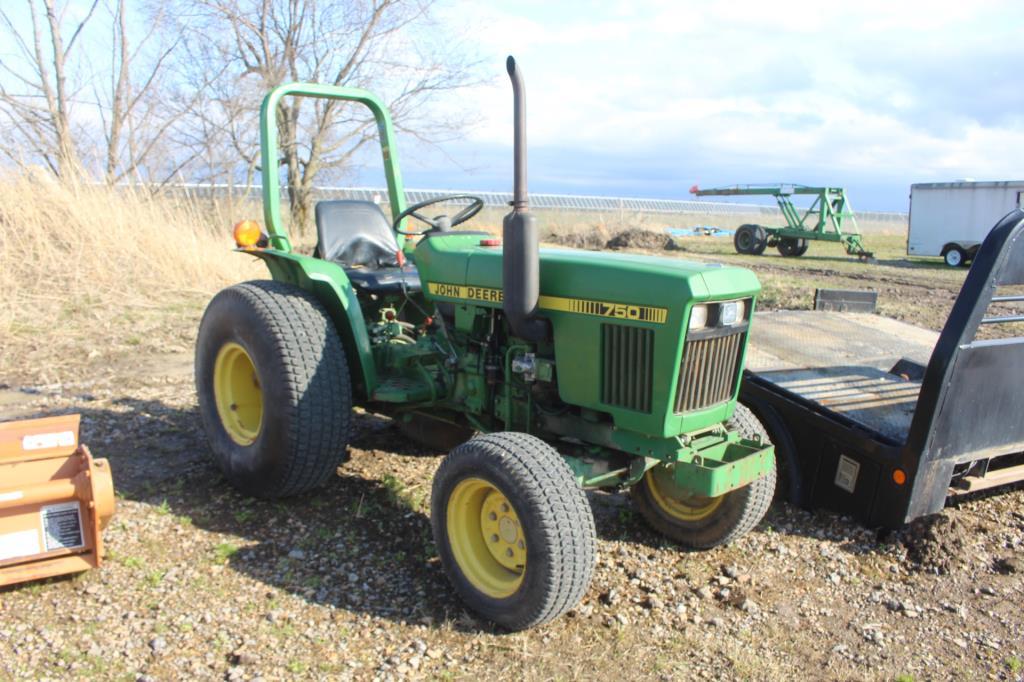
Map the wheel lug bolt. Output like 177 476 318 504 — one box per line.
488 512 497 521
490 534 498 543
518 540 525 549
501 503 509 513
505 548 513 558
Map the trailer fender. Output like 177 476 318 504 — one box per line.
739 397 805 506
243 249 377 397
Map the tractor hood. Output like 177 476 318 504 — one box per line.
416 233 761 312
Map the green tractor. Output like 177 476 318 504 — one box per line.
195 57 776 631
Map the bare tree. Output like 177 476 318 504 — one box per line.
0 0 99 176
0 0 198 184
95 0 202 184
174 0 480 234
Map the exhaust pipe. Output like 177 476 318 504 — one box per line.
502 56 547 342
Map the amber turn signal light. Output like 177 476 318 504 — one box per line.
892 468 907 485
233 220 263 248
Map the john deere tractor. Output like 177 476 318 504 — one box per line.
195 58 775 630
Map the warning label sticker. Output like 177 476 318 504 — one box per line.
41 502 85 552
22 430 76 451
0 529 42 562
834 455 860 494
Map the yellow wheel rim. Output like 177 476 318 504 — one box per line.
645 466 723 522
446 477 526 599
213 342 263 446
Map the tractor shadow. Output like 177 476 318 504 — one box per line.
6 395 904 625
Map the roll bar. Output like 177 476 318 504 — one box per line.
259 83 408 251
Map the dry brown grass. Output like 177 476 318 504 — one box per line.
0 176 909 384
0 171 259 383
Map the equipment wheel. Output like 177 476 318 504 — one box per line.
195 280 352 498
943 244 967 267
778 237 808 257
431 432 596 630
734 224 766 255
632 404 776 549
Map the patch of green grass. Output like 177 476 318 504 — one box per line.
144 569 166 587
154 499 171 515
213 542 240 563
108 551 144 570
272 623 296 639
1006 657 1022 674
380 474 424 512
895 675 915 682
233 508 255 523
286 660 307 674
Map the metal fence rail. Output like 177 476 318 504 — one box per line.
167 183 908 223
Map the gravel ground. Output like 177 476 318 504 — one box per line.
2 237 1023 680
1 359 1022 681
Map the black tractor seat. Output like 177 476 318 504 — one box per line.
314 199 421 295
345 266 421 295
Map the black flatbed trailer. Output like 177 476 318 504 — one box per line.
741 210 1024 529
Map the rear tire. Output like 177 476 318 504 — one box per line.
778 237 808 257
734 224 766 255
196 280 352 498
632 404 776 549
431 432 596 630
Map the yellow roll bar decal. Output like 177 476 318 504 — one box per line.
426 283 668 324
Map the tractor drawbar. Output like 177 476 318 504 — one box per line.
501 56 547 342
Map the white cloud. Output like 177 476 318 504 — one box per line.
420 0 1024 207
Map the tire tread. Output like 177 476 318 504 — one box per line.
432 432 596 630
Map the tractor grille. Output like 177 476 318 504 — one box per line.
675 330 745 413
601 324 654 413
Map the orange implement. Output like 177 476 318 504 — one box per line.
0 415 115 587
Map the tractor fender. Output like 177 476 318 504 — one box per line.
243 249 377 398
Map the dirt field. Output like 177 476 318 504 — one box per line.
2 213 1023 681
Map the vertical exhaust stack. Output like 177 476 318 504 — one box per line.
502 56 547 342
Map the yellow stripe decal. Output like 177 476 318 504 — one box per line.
539 295 668 324
426 283 667 324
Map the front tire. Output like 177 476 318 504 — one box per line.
195 280 352 498
431 433 596 630
632 404 776 549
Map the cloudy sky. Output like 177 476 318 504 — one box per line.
393 0 1024 211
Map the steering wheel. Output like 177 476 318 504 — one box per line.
393 194 484 236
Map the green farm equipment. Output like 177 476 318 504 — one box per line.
195 58 775 630
690 184 873 261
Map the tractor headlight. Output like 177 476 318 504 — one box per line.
720 300 744 326
688 304 709 330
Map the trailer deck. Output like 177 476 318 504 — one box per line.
747 311 936 443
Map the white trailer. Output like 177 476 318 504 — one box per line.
908 180 1024 266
